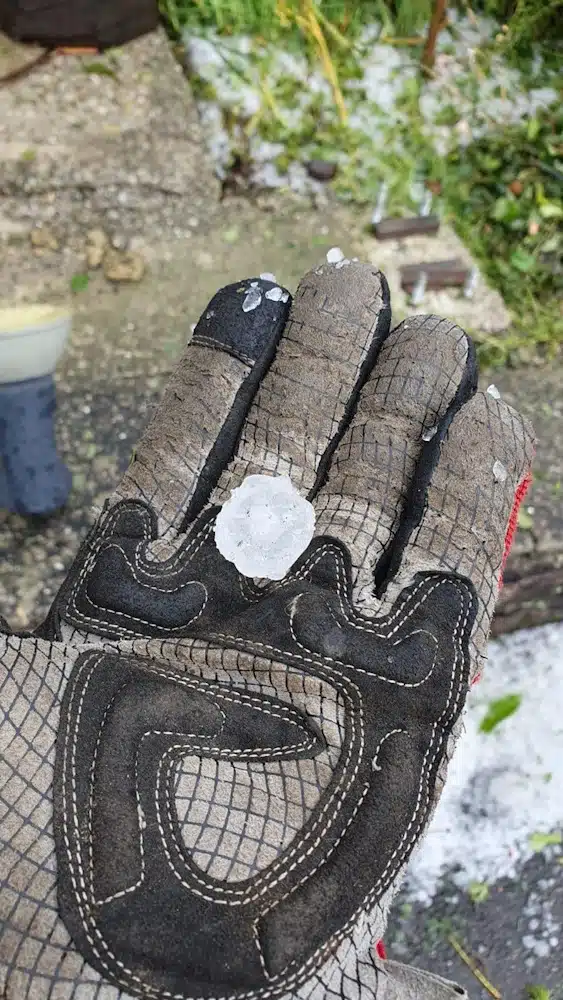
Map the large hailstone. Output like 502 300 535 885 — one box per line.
214 474 316 580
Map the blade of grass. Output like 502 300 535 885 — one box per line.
448 935 502 999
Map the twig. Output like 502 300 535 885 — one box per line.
448 935 502 999
422 0 448 72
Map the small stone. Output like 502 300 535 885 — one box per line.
265 287 284 302
242 287 262 312
103 249 146 283
326 247 345 264
307 160 337 182
487 384 501 399
493 460 508 483
30 226 59 252
422 426 438 442
260 272 277 282
85 229 109 269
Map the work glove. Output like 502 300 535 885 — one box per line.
0 261 534 1000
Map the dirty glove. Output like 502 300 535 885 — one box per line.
0 263 534 1000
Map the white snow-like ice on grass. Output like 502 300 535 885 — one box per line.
182 12 557 196
405 622 563 904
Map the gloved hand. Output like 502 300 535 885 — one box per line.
0 262 534 1000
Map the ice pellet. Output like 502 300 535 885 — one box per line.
214 474 316 580
260 272 277 282
242 287 263 312
281 291 290 303
422 425 438 442
326 246 345 264
493 460 508 483
265 286 284 302
335 258 351 269
487 384 501 399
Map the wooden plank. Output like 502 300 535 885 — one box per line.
372 215 441 240
400 259 470 292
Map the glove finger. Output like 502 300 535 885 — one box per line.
110 277 291 538
377 389 535 671
313 315 477 601
208 260 391 506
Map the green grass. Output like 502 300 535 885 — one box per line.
161 0 563 42
439 107 563 366
161 0 563 368
160 1 429 38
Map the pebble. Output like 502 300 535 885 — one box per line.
306 159 337 182
85 228 108 269
103 248 146 283
30 226 59 252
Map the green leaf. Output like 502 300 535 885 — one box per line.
510 248 536 273
528 831 562 852
70 273 90 294
467 881 489 904
527 118 540 142
518 508 534 531
82 61 118 79
492 196 521 224
539 202 563 220
479 694 522 733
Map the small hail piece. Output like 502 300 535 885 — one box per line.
493 460 508 483
422 425 438 442
487 384 501 399
260 272 277 282
265 286 284 302
214 474 316 580
242 287 263 312
326 246 345 264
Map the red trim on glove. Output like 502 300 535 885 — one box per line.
375 939 387 960
471 470 533 688
500 471 533 583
